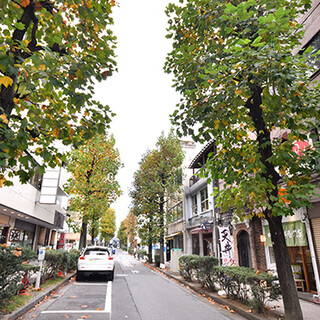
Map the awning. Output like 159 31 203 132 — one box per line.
190 227 213 234
165 231 183 240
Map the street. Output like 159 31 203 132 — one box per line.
19 250 245 320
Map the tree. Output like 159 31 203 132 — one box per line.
100 208 116 244
130 153 160 259
65 134 121 249
124 210 137 249
130 131 184 264
0 0 117 185
117 219 127 247
165 1 320 319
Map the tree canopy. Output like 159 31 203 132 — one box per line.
165 0 320 318
65 134 121 248
100 208 117 244
130 131 184 262
0 0 117 185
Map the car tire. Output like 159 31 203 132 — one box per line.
76 272 83 281
109 270 114 281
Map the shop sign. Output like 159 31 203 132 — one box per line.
264 220 308 247
218 227 235 266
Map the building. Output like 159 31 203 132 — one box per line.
183 140 218 257
165 140 197 263
0 164 69 251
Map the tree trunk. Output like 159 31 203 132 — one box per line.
79 221 87 250
91 225 95 245
266 214 303 320
159 197 165 264
148 224 153 263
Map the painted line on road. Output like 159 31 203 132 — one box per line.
116 274 128 277
41 310 109 314
105 280 112 313
75 283 108 286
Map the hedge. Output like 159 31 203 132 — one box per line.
179 255 281 313
0 245 38 312
0 246 80 313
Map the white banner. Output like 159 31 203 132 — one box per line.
218 227 235 266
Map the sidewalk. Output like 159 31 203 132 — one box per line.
146 263 320 320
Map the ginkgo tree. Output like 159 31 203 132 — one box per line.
165 0 320 319
130 152 161 260
0 0 117 185
100 207 117 245
130 131 184 264
65 134 121 249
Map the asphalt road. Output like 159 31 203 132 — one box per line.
19 250 245 320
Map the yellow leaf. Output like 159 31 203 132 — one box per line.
21 0 30 7
94 25 99 32
214 119 220 130
0 114 9 124
0 76 13 88
39 64 46 71
235 89 242 95
288 180 296 186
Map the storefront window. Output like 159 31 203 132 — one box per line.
9 228 34 247
0 227 9 244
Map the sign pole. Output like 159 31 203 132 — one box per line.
35 247 46 290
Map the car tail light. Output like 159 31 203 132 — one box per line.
80 255 85 260
109 256 113 260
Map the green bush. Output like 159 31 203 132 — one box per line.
195 256 219 290
178 255 281 313
0 245 38 312
42 249 80 280
179 255 199 281
128 247 134 255
136 249 147 259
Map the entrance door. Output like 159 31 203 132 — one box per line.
238 230 252 268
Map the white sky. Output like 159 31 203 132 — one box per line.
94 0 181 228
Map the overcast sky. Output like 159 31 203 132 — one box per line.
94 0 181 228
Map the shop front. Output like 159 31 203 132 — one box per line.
265 220 317 293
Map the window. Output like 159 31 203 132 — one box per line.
200 187 209 212
168 202 183 222
192 195 198 215
302 31 320 77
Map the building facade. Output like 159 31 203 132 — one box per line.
0 165 68 251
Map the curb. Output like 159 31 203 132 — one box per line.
2 273 76 320
144 263 281 320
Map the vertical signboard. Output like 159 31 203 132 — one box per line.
219 227 235 266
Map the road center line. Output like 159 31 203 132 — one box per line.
105 281 112 313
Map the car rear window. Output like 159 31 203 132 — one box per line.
85 248 109 255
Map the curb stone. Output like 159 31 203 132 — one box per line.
144 263 282 320
1 273 76 320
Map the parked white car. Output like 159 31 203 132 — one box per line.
76 246 115 281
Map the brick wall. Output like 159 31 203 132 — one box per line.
233 217 267 272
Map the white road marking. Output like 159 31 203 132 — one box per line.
42 282 112 315
131 270 140 274
105 281 112 313
116 274 128 277
75 283 108 286
42 310 109 314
